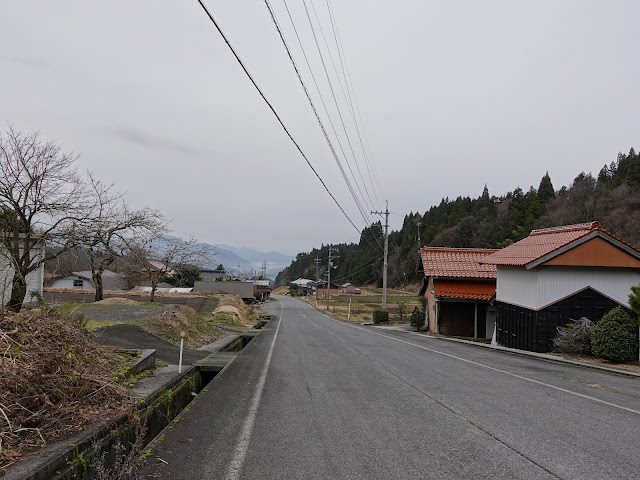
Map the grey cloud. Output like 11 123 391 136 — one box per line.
7 55 51 69
104 126 202 157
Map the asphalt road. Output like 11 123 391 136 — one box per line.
137 295 640 479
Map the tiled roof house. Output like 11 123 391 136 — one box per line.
483 222 640 352
419 247 499 338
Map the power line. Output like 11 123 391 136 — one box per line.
308 0 376 211
263 0 370 228
325 0 385 208
301 0 374 218
194 0 360 234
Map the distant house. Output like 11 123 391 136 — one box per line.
193 281 255 303
342 283 357 294
419 247 498 338
49 270 125 291
254 279 273 301
201 268 229 282
483 222 640 352
0 234 45 307
315 281 341 300
290 278 315 296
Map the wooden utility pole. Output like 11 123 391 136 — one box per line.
372 200 389 309
327 246 338 310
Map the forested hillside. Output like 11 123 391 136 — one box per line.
276 148 640 288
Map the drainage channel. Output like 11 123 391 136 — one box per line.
8 327 265 480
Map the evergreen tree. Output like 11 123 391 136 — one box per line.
537 172 555 204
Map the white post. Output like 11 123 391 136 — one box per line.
178 331 185 373
348 297 352 321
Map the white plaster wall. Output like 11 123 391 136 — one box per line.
537 267 640 308
50 277 93 289
0 247 44 306
496 267 538 309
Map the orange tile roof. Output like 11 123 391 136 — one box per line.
483 221 640 266
421 247 498 279
433 279 496 300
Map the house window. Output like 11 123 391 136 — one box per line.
73 279 83 288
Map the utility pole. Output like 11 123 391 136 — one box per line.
327 246 338 310
261 261 267 279
314 256 321 281
372 200 389 309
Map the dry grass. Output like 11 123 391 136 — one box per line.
212 294 259 328
139 303 223 349
0 311 134 470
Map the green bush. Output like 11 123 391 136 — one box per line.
373 309 389 324
591 307 637 363
409 307 424 331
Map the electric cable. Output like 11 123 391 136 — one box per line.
301 0 375 216
194 0 360 234
263 0 371 227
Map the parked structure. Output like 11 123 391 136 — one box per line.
419 247 498 337
0 236 45 307
483 222 640 352
49 270 125 291
193 281 255 303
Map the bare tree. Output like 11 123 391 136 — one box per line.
75 175 166 301
0 126 89 311
124 235 215 302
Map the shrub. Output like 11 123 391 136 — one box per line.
397 302 407 322
591 306 637 363
552 317 594 354
373 309 389 324
409 307 424 331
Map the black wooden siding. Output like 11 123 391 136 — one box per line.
496 288 633 353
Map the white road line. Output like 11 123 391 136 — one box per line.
311 307 640 417
225 302 283 480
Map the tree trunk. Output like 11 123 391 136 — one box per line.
7 272 27 313
150 278 157 303
92 270 104 302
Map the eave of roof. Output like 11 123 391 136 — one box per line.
433 279 496 301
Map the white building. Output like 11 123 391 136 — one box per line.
0 235 45 307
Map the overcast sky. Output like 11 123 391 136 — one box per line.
2 1 639 256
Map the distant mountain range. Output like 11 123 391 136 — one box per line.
159 236 294 279
211 244 294 279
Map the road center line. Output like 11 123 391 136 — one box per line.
311 306 640 417
225 301 283 480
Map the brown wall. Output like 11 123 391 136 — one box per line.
316 286 341 299
422 279 437 332
544 237 640 268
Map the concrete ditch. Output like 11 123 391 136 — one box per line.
4 329 264 480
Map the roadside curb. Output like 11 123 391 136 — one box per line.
372 325 640 378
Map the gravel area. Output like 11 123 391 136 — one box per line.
73 304 166 322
